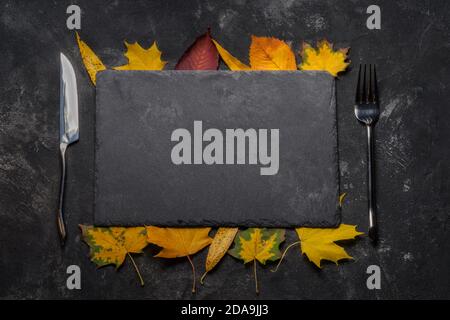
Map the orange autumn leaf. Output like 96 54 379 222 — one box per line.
146 226 212 258
146 226 212 292
213 36 296 71
249 36 297 70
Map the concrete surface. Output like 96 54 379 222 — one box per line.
0 0 449 299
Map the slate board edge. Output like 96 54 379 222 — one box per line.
93 70 341 228
330 80 342 228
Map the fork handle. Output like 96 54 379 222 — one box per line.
366 125 377 242
57 142 68 246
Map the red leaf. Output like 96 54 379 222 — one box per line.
175 29 219 70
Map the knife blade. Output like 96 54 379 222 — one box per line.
58 53 79 245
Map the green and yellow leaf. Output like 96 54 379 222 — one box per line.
229 228 285 264
228 228 285 294
80 225 147 285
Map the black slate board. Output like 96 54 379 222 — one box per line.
95 70 340 227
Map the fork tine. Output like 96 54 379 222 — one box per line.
373 65 378 104
355 64 362 103
368 64 373 102
362 64 367 102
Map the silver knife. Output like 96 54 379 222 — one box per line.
58 53 79 245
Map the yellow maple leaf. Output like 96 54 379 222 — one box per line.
212 39 250 70
146 226 212 292
249 36 297 70
76 32 106 85
298 40 350 77
80 225 147 286
296 224 363 268
113 41 167 70
201 227 238 284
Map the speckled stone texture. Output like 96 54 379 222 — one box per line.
0 0 449 299
95 70 339 227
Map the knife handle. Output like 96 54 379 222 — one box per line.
57 143 68 246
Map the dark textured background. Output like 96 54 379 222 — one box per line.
0 0 449 299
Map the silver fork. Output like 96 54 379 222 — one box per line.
354 64 380 242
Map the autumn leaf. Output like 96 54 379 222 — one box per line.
200 227 238 284
272 224 363 272
213 36 296 71
146 227 212 258
175 29 219 70
298 224 363 268
76 32 106 85
80 225 147 286
229 228 285 293
249 36 297 70
212 39 250 70
146 226 212 293
298 40 349 77
113 41 166 70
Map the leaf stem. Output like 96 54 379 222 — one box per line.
270 241 301 273
187 255 196 293
253 259 259 295
200 271 207 285
127 252 144 287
